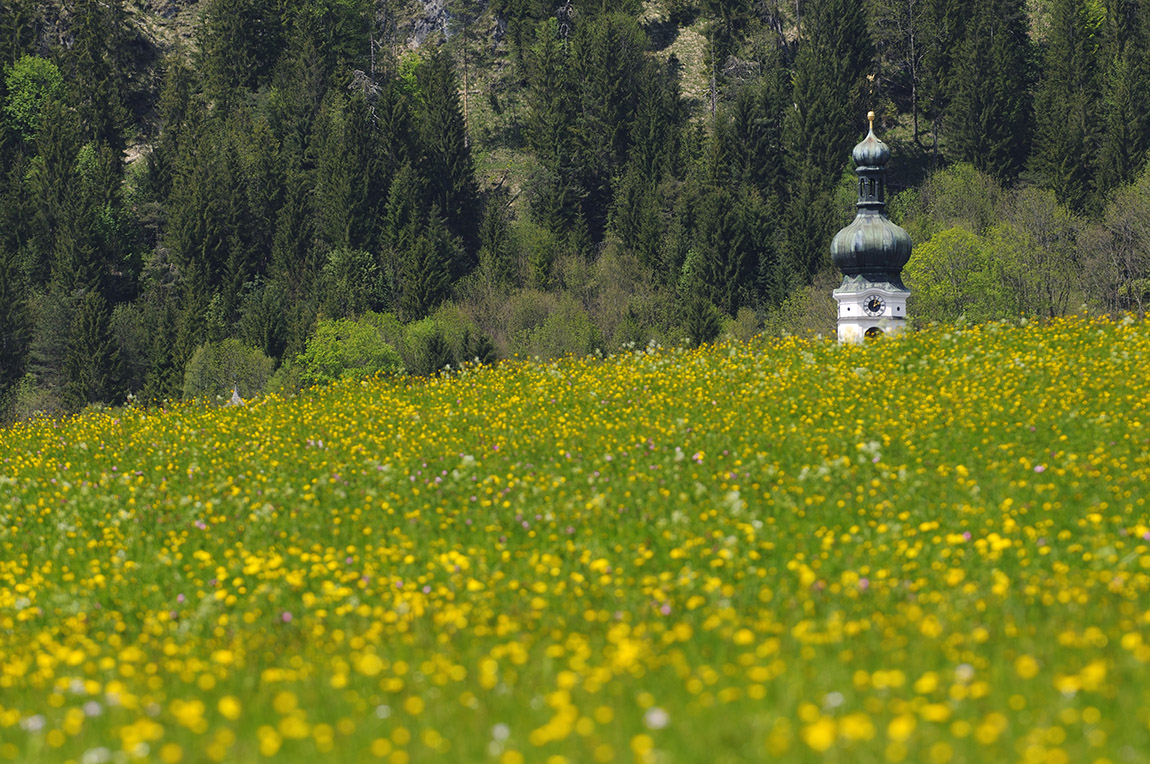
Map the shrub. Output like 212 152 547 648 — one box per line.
525 295 602 358
403 318 454 376
297 318 404 386
182 339 274 400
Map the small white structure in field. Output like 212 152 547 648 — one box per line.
831 112 912 343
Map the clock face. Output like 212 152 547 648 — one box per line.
863 295 886 316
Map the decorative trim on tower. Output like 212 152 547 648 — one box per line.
831 111 913 343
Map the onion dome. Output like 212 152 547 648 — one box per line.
831 111 912 289
852 120 891 168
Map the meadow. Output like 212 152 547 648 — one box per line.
1 316 1149 764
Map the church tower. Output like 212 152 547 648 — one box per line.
831 112 912 343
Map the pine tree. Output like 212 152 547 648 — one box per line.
948 0 1032 184
0 0 38 68
311 91 388 253
271 166 320 297
870 0 931 142
140 301 181 405
148 56 200 206
783 0 873 279
720 56 787 196
1031 0 1103 210
63 289 122 410
477 188 517 286
524 18 581 233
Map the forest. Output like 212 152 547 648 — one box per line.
1 0 1149 421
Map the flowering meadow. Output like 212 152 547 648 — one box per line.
2 316 1150 764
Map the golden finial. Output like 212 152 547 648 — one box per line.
867 111 876 131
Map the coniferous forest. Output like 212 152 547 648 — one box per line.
2 0 1150 420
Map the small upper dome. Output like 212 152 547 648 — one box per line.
852 111 890 167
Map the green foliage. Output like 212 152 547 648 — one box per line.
320 248 391 318
3 55 62 142
296 316 404 386
521 294 602 358
784 0 873 279
1080 162 1150 312
894 163 1003 242
182 338 274 400
680 294 724 347
948 0 1033 183
64 290 123 410
403 318 455 376
0 242 29 407
1031 0 1104 211
903 225 1016 323
200 0 285 100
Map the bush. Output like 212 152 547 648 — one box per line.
403 318 454 376
297 317 404 386
524 295 602 358
182 339 274 400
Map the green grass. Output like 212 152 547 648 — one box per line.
1 316 1149 764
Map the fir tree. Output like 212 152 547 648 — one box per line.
1031 0 1103 210
948 0 1032 184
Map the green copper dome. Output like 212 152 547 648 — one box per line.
831 112 912 287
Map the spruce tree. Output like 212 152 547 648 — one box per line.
1096 0 1150 197
783 0 873 279
0 242 30 406
67 0 130 158
1031 0 1103 210
919 0 972 159
63 289 122 410
570 13 649 240
199 0 285 102
398 207 457 321
415 48 480 266
948 0 1032 184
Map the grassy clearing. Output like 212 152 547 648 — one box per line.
2 316 1149 763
